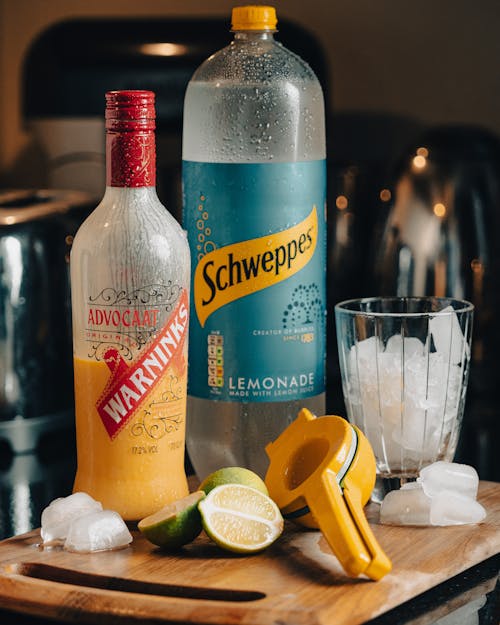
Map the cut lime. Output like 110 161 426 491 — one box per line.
199 484 283 554
199 466 268 496
138 491 205 549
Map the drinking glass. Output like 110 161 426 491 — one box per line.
334 297 474 501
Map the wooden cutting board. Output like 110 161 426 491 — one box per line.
0 481 498 625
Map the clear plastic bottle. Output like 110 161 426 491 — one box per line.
182 6 326 478
71 91 190 520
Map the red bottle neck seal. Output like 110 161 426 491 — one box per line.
105 90 156 188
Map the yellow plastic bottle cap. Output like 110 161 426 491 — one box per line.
231 5 278 31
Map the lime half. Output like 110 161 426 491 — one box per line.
199 484 283 554
138 491 205 549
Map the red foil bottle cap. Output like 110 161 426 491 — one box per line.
105 90 156 187
105 90 156 131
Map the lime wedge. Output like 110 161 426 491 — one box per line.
138 491 205 549
199 484 283 554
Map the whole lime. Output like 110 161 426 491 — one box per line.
199 467 269 496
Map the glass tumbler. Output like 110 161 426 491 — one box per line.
334 297 474 501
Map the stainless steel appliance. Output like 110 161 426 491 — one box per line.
0 189 92 453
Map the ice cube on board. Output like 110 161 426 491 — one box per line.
380 462 485 527
64 510 132 553
429 490 486 526
41 492 102 543
418 461 479 499
400 481 421 490
379 483 431 526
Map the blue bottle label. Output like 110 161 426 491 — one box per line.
183 160 326 402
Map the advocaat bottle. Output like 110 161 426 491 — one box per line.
71 90 190 520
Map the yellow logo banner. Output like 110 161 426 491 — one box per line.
194 206 318 327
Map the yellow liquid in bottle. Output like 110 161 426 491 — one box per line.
73 356 188 520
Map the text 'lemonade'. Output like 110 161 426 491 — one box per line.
71 91 190 520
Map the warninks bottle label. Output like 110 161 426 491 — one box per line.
95 290 188 439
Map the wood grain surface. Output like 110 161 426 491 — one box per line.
0 481 498 625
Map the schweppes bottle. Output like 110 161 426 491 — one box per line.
182 6 326 478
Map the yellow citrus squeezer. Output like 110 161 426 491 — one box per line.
265 408 392 580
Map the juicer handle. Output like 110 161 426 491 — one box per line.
343 481 392 580
306 468 376 579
